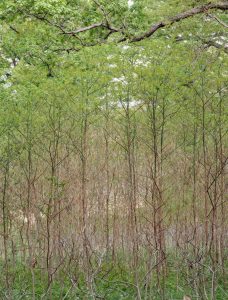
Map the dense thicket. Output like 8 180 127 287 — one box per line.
0 1 227 299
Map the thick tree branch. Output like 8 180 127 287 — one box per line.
63 2 228 42
20 1 228 48
130 2 228 42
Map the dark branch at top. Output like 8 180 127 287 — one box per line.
17 1 228 48
131 2 228 42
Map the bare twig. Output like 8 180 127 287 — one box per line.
207 13 228 28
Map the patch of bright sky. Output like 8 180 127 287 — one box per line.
128 0 134 8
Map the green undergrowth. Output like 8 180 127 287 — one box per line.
0 259 227 300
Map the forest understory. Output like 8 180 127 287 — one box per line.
0 0 228 299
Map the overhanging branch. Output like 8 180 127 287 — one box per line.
130 2 228 42
18 1 228 48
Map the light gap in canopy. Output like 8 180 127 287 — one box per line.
128 0 134 9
